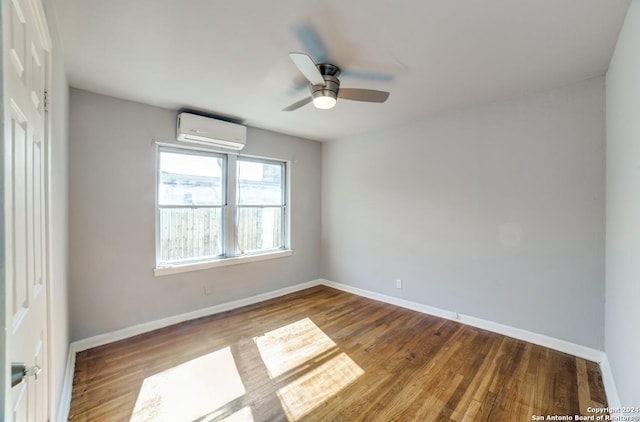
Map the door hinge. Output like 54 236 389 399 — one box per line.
44 89 50 112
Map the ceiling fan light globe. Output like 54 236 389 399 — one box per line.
313 95 337 109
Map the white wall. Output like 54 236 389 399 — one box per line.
605 0 640 407
41 0 70 418
68 89 321 341
322 77 606 349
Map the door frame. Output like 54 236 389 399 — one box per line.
1 0 6 415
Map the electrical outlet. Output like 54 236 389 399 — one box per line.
396 279 402 289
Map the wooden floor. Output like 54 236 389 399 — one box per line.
69 286 607 421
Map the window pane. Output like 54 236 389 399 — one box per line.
159 208 223 262
237 207 283 253
159 151 224 206
237 159 283 205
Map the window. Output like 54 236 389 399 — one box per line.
156 147 289 274
237 157 286 254
157 149 226 264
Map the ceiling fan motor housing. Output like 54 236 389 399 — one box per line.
311 64 341 101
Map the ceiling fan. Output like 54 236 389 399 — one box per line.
283 52 390 111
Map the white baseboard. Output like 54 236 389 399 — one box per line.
599 354 621 408
56 343 78 422
319 279 605 362
72 279 322 352
58 277 619 420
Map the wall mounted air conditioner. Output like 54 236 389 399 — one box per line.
176 112 247 150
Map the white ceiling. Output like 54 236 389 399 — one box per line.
53 0 630 142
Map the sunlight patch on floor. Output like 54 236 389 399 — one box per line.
255 317 364 421
130 347 245 422
277 352 364 421
254 317 337 378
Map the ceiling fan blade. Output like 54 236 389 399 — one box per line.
289 52 325 86
338 88 390 103
340 68 395 83
293 23 330 64
282 97 313 111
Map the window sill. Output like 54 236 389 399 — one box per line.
153 249 293 277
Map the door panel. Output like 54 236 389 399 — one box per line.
10 106 29 329
9 0 26 81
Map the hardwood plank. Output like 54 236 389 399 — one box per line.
586 359 608 406
576 358 593 414
461 399 482 422
448 329 505 420
69 286 608 421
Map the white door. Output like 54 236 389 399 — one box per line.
3 0 51 419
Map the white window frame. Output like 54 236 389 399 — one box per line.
154 145 291 276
